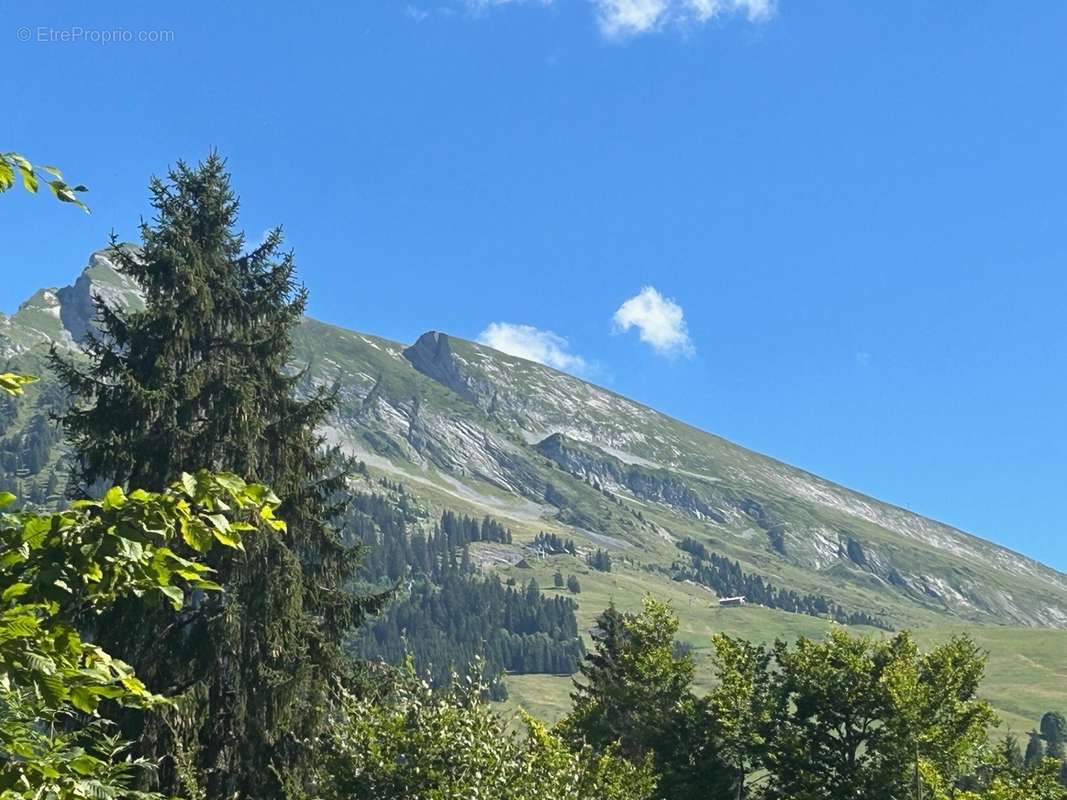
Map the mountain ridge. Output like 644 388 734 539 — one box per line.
408 328 1064 586
2 250 1066 632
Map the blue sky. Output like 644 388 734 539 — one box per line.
4 1 1067 571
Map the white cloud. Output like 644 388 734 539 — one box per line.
612 286 694 357
593 0 775 37
463 0 554 10
593 0 667 37
478 322 589 373
420 0 772 36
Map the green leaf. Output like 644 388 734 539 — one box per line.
9 154 32 172
70 686 99 714
0 159 13 191
47 178 90 213
1 582 31 601
69 753 104 776
38 672 66 705
214 472 245 495
0 549 25 568
159 584 184 610
0 491 16 508
0 372 38 396
212 528 243 549
179 471 197 497
181 518 213 553
19 164 38 193
103 485 126 509
206 513 231 533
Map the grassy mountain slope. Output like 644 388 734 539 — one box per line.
3 251 1066 731
294 323 1067 629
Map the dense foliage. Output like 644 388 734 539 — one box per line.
1024 711 1067 785
707 628 1063 799
533 532 576 555
0 373 283 798
0 376 66 507
319 662 657 800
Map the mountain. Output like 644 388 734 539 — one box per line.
4 250 1067 729
296 327 1067 632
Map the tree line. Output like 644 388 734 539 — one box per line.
676 536 890 628
557 597 1067 799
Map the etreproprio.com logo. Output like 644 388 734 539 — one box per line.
17 26 175 44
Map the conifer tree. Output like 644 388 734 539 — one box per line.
1001 735 1025 771
1027 731 1048 770
1042 712 1067 761
562 599 734 799
50 154 378 798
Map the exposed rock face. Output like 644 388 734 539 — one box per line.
403 332 481 405
0 248 143 357
6 250 1067 630
535 433 728 524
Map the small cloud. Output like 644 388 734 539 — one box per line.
478 322 589 374
856 351 872 368
462 0 554 11
244 228 276 252
405 4 430 22
593 0 775 38
612 286 695 357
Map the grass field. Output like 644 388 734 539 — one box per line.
493 555 1067 737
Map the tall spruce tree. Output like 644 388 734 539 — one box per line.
50 154 378 798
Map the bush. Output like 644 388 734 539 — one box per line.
319 661 656 800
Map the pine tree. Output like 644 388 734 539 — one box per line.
1000 735 1025 771
567 604 629 744
1041 711 1067 761
50 154 380 798
563 600 734 799
1025 731 1046 769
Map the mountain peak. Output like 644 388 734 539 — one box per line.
403 330 480 404
1 247 143 358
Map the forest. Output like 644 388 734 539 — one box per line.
346 493 584 697
1 151 1066 799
